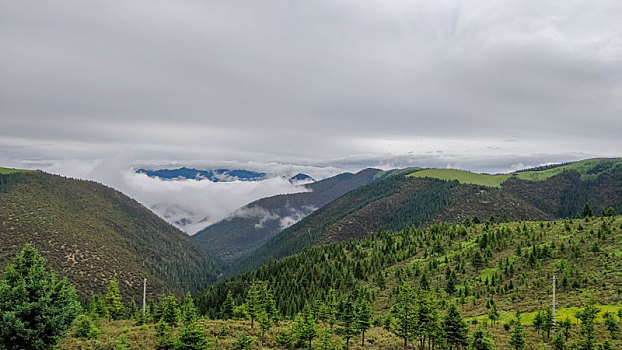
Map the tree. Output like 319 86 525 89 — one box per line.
87 294 107 319
180 292 198 325
560 317 572 340
245 281 263 329
158 295 181 327
155 318 175 350
338 297 359 350
469 326 496 350
542 308 555 339
176 322 210 350
390 283 418 350
0 244 80 350
105 277 125 321
603 311 620 339
264 285 279 324
322 288 338 330
356 298 373 346
258 308 273 346
222 291 235 319
576 302 599 350
73 314 100 339
552 333 567 350
533 310 544 334
292 306 318 350
443 304 468 350
508 311 525 350
487 299 499 325
582 203 593 218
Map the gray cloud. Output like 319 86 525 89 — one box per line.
1 0 621 172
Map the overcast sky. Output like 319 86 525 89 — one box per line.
2 0 622 174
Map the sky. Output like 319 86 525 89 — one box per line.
1 0 621 233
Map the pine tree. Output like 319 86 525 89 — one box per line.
487 299 499 325
356 298 373 346
553 333 567 350
176 322 210 350
576 302 599 350
88 294 107 319
442 304 468 350
582 203 594 218
0 244 80 350
73 315 101 339
338 297 359 350
258 308 273 346
390 282 418 350
469 326 496 350
158 295 181 327
105 277 125 321
542 307 555 339
292 306 318 350
509 311 526 350
222 291 235 319
323 288 338 330
155 318 175 350
603 312 620 339
180 292 198 325
245 281 263 329
264 285 279 324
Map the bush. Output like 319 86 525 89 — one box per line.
74 315 101 339
176 322 210 350
233 334 254 350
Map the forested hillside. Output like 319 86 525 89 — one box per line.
229 158 622 275
192 168 380 262
193 214 622 348
0 171 221 299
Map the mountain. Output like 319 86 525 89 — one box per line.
228 158 622 275
289 173 314 183
191 168 381 262
0 170 222 299
136 167 266 182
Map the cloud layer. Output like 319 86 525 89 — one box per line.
1 0 621 170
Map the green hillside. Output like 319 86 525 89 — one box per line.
407 168 511 187
0 167 35 174
228 158 622 277
0 171 222 299
194 215 622 349
516 158 622 181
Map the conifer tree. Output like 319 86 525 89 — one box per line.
222 291 235 319
105 277 125 321
552 333 567 350
356 298 373 346
576 302 599 350
323 288 338 330
292 306 318 350
155 318 175 350
264 285 279 324
88 294 107 319
0 244 80 350
442 303 468 350
176 321 210 350
542 308 555 339
74 315 101 339
487 299 499 325
158 295 181 327
258 308 273 346
469 326 496 350
338 297 359 350
245 281 263 329
180 292 198 325
390 282 417 350
509 311 526 350
582 203 594 218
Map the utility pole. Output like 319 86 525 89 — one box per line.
142 278 147 314
552 275 556 328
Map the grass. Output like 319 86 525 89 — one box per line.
407 168 511 187
373 167 422 180
0 167 34 174
516 158 622 181
469 302 622 325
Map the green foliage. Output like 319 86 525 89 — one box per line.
292 306 318 350
0 244 80 350
508 311 525 350
233 334 254 350
87 294 107 319
73 315 100 339
175 322 210 350
157 295 181 327
180 292 198 325
245 281 263 329
356 298 373 346
337 297 359 349
576 302 600 350
113 336 130 350
105 278 125 321
155 317 175 350
390 282 417 349
469 326 496 350
582 203 594 218
443 304 468 350
222 291 235 319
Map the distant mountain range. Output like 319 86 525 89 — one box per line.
225 158 622 275
0 169 222 298
192 168 380 262
136 167 267 182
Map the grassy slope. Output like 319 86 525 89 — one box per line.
406 158 622 187
0 172 220 299
0 167 35 174
407 168 511 187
